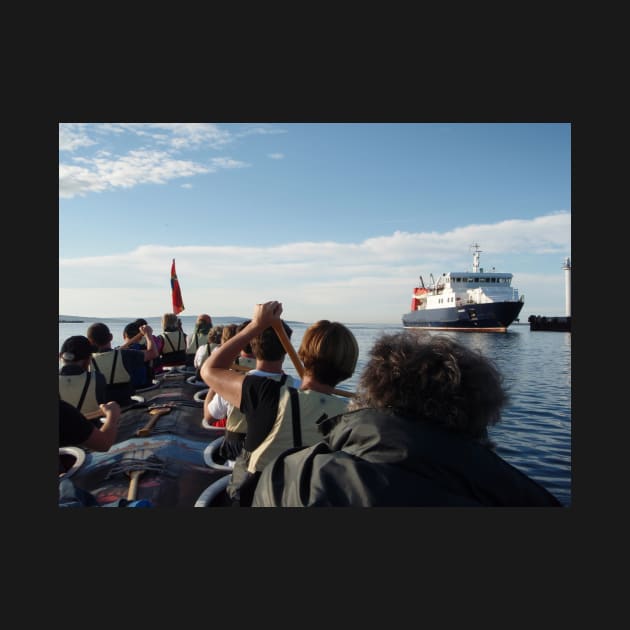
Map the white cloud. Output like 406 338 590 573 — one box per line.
59 212 571 322
209 157 250 169
235 127 288 138
59 124 97 152
106 123 233 150
59 123 275 198
268 153 284 159
59 149 211 198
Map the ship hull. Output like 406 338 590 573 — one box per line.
402 301 524 332
527 315 571 332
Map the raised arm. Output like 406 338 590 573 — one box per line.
82 401 121 452
200 301 283 409
139 325 158 361
119 331 143 349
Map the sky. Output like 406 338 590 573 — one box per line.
59 122 571 324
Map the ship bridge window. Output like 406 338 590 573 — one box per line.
490 278 496 283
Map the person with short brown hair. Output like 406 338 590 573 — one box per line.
201 301 358 506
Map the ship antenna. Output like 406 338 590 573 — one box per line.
470 243 482 273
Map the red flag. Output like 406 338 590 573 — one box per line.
170 259 185 314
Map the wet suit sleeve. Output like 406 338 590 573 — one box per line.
240 375 283 452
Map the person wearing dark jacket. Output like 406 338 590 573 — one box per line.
252 331 562 507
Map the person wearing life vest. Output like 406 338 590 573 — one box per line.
119 318 164 380
87 322 158 406
59 335 108 422
158 313 188 367
201 320 256 430
118 321 158 388
185 313 213 367
193 326 223 381
201 301 359 506
204 319 301 462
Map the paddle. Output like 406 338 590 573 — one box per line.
82 398 141 421
84 409 106 420
127 469 144 501
271 321 355 398
136 405 173 437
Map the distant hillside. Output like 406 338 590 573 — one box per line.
59 314 305 325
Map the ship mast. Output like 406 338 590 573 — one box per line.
471 243 482 272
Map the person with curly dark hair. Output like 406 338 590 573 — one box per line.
252 330 561 507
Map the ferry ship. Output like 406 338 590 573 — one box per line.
402 244 524 332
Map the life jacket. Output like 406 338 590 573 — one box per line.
186 331 206 356
160 330 186 366
227 380 348 505
91 349 134 404
91 350 131 385
247 382 348 474
59 371 100 416
225 372 292 436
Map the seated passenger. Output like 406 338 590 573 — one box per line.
87 322 158 406
204 318 301 462
252 331 563 507
59 335 108 422
201 301 358 506
185 313 213 367
59 398 121 452
157 312 187 367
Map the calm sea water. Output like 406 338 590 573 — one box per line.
59 316 572 506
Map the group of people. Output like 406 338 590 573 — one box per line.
59 312 211 449
59 302 562 507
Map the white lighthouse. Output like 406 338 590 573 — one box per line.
562 257 571 317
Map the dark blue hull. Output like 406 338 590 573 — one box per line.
402 301 524 332
528 315 571 332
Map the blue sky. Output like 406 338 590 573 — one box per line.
59 122 571 323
